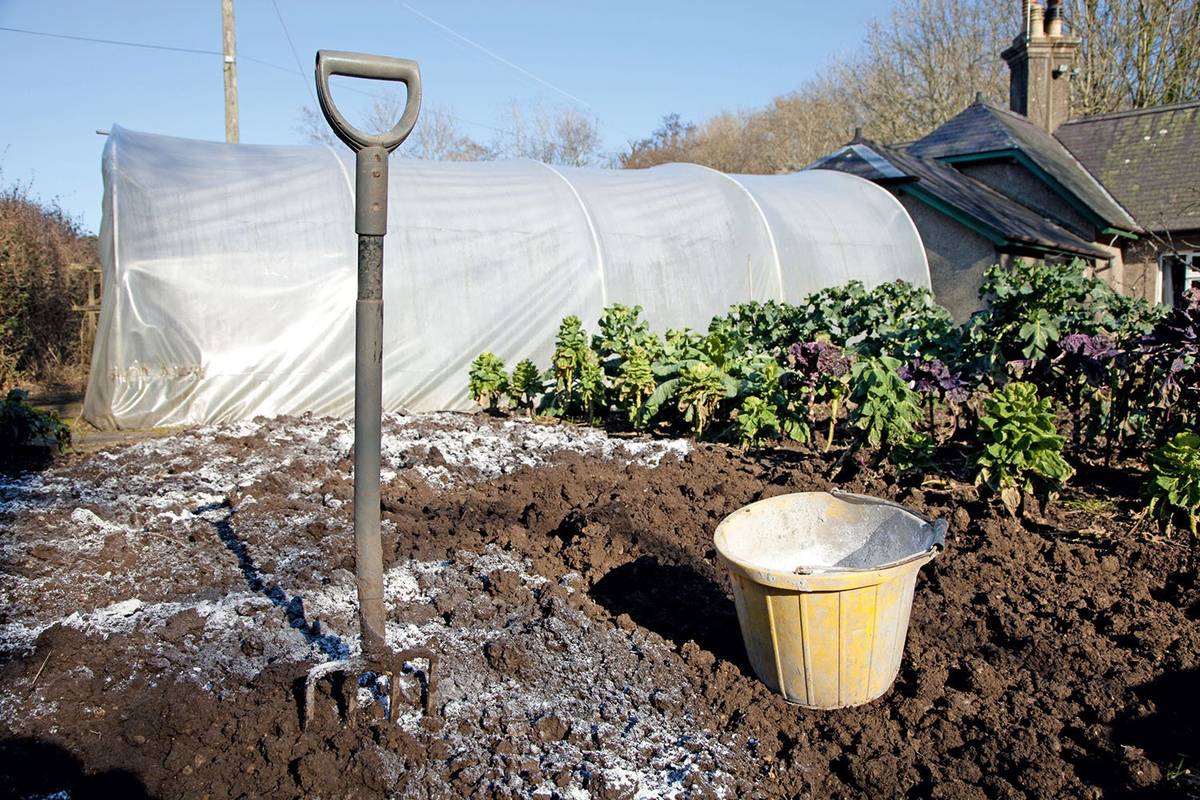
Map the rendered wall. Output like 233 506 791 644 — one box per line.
897 193 996 322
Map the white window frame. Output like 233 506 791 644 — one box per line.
1159 250 1200 306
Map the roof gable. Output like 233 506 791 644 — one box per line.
907 102 1141 233
1056 102 1200 232
802 143 908 181
810 141 1112 259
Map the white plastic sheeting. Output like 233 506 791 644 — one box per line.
84 126 929 429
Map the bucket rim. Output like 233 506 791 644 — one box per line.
713 490 946 589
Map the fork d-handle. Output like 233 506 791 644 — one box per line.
315 50 421 662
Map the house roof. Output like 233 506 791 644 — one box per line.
809 140 1113 259
906 101 1142 233
1056 101 1200 233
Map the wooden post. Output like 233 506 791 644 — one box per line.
68 263 103 361
221 0 239 143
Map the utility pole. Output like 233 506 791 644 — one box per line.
221 0 239 143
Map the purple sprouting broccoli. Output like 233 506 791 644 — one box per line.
786 340 850 385
1138 288 1200 425
784 340 852 451
898 358 969 403
898 357 969 439
1054 333 1119 386
1050 333 1121 449
1058 332 1119 359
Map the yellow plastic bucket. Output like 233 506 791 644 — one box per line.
713 490 945 709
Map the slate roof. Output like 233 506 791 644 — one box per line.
1056 101 1200 232
809 140 1112 259
907 100 1142 233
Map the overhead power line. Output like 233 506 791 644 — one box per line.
0 23 541 140
0 23 299 74
399 3 594 112
0 24 222 56
268 0 316 105
398 2 635 140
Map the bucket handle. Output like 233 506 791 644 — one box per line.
829 488 947 553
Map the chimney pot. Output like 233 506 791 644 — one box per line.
1046 0 1063 37
1030 0 1046 39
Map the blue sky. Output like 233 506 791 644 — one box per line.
0 0 894 232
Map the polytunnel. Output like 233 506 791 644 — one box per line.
83 125 930 429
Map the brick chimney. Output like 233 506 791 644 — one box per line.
1001 0 1079 132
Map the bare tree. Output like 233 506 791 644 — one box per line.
618 77 857 175
619 114 699 169
296 104 335 146
362 95 494 161
1067 0 1200 116
619 0 1018 173
834 0 1016 143
493 101 604 167
296 99 494 161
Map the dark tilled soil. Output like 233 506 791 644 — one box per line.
1 413 1198 799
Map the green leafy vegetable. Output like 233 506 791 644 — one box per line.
508 359 545 415
468 352 508 412
975 381 1074 514
1146 431 1200 537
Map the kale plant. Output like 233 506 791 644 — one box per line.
787 280 958 363
1139 287 1199 432
720 300 803 355
549 315 591 417
468 352 509 412
975 381 1074 514
675 361 737 438
577 348 606 423
966 258 1141 370
614 343 656 427
738 354 809 445
593 305 660 372
508 359 545 416
734 395 781 448
849 356 929 470
1050 333 1119 448
1146 430 1200 537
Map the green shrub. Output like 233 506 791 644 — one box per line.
468 352 508 412
0 388 71 465
975 381 1074 514
1146 431 1200 536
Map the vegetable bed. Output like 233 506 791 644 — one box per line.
1 411 1197 799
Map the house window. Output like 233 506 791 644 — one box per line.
1161 251 1200 308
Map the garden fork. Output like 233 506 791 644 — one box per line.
302 49 438 728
